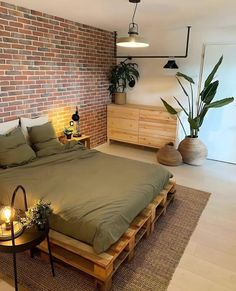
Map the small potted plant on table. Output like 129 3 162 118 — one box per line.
63 127 73 139
22 200 53 230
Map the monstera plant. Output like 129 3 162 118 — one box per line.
161 56 234 165
108 60 139 104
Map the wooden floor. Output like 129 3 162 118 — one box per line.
1 141 236 291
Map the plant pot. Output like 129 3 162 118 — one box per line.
114 92 126 105
157 142 182 166
178 137 208 166
65 134 72 140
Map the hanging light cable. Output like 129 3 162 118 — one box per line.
116 0 149 48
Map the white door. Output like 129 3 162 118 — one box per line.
199 43 236 164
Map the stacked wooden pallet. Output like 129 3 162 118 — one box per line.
39 177 176 291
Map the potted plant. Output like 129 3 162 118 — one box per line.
161 56 234 165
108 59 139 104
21 200 53 230
63 127 73 139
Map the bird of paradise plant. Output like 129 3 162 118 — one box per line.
161 56 234 138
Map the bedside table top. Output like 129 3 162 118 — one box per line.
0 224 49 254
59 135 90 141
71 135 90 140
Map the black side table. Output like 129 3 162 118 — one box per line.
0 224 55 291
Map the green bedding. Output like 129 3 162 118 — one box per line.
0 145 172 253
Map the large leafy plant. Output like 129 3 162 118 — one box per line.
108 60 139 94
161 56 234 137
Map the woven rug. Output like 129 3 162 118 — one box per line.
0 185 210 291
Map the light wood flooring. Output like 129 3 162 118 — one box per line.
1 141 236 291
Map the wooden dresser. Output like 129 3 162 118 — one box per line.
107 104 179 148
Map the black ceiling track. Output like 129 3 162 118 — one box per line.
114 26 191 60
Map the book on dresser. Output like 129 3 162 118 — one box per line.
107 104 181 149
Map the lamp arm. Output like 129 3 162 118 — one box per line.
9 185 28 254
10 185 28 212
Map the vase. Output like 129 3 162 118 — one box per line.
178 137 208 166
114 92 126 105
157 142 182 166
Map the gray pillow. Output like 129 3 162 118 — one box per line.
27 122 62 154
0 127 36 168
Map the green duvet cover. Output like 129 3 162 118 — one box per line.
0 145 172 253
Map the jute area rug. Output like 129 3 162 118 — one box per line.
0 185 210 291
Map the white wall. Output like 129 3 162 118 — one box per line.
118 27 236 108
117 27 236 162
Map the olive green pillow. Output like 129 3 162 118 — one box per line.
27 122 62 154
0 127 36 168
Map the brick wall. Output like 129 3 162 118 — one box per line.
0 1 115 147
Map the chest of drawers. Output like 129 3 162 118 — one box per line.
107 104 179 148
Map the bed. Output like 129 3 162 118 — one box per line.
0 120 175 290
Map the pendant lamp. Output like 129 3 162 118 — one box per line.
116 0 149 48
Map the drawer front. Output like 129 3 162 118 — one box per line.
139 135 175 148
139 121 177 139
108 117 138 132
108 129 138 143
108 106 139 120
139 109 176 123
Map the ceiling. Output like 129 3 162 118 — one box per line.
4 0 236 34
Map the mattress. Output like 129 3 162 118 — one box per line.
0 147 172 253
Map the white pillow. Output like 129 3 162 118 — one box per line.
20 116 48 141
0 119 19 135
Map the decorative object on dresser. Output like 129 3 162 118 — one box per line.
59 135 91 149
157 142 182 166
107 104 179 148
108 59 139 105
0 185 55 291
161 56 234 165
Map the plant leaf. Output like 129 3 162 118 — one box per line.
198 106 208 127
161 98 178 115
200 80 219 104
176 77 189 97
176 72 195 84
173 96 188 116
206 97 234 108
204 55 223 87
188 117 200 130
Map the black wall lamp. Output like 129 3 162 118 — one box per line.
115 26 191 69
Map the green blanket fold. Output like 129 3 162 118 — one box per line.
0 147 172 253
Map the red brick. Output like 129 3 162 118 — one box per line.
0 1 115 147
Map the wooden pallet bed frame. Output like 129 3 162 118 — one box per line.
39 177 176 291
